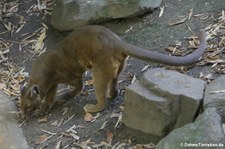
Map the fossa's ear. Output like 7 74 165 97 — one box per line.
30 85 39 97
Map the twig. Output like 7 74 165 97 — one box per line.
41 129 57 135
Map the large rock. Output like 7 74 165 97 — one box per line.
157 108 225 149
0 91 30 149
51 0 162 31
204 75 225 121
123 68 206 138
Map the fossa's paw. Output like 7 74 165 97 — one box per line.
84 104 105 113
33 102 53 116
33 108 46 117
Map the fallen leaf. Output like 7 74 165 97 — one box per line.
124 26 133 33
41 129 57 135
57 118 64 127
51 120 58 126
85 79 94 86
159 6 164 18
112 142 126 149
55 138 61 149
221 10 225 20
35 134 49 145
166 46 177 53
169 17 187 26
100 121 108 130
106 130 113 145
37 117 48 123
70 133 80 140
188 8 193 20
33 27 46 53
84 112 94 122
110 112 121 118
63 114 75 124
115 112 123 128
0 83 6 90
186 24 193 32
62 107 69 115
141 65 150 72
131 75 136 84
189 40 198 48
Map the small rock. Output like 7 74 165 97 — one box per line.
157 108 225 149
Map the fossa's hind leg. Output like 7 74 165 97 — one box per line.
84 66 114 113
108 59 126 99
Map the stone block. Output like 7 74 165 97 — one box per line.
157 108 225 149
123 68 206 137
51 0 162 31
0 91 30 149
204 75 225 121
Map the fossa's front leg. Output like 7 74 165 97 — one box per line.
35 85 57 116
68 77 83 97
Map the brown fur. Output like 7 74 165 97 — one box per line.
20 25 207 116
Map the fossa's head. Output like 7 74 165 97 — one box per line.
19 83 41 118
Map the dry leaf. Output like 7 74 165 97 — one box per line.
100 121 108 130
70 133 80 140
186 24 193 32
124 26 133 33
141 65 150 72
51 120 58 126
166 46 177 53
159 6 164 18
42 129 57 135
85 79 94 86
110 112 121 118
221 10 225 20
63 114 75 124
84 112 94 122
0 83 6 90
188 8 193 20
112 142 126 149
33 28 46 53
169 17 187 26
62 107 69 115
37 117 48 123
115 113 122 128
55 138 61 149
35 134 49 145
106 130 113 145
131 75 136 84
189 40 198 48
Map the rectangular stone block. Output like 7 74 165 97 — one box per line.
123 80 177 137
123 68 206 137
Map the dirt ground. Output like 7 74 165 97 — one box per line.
0 0 225 148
